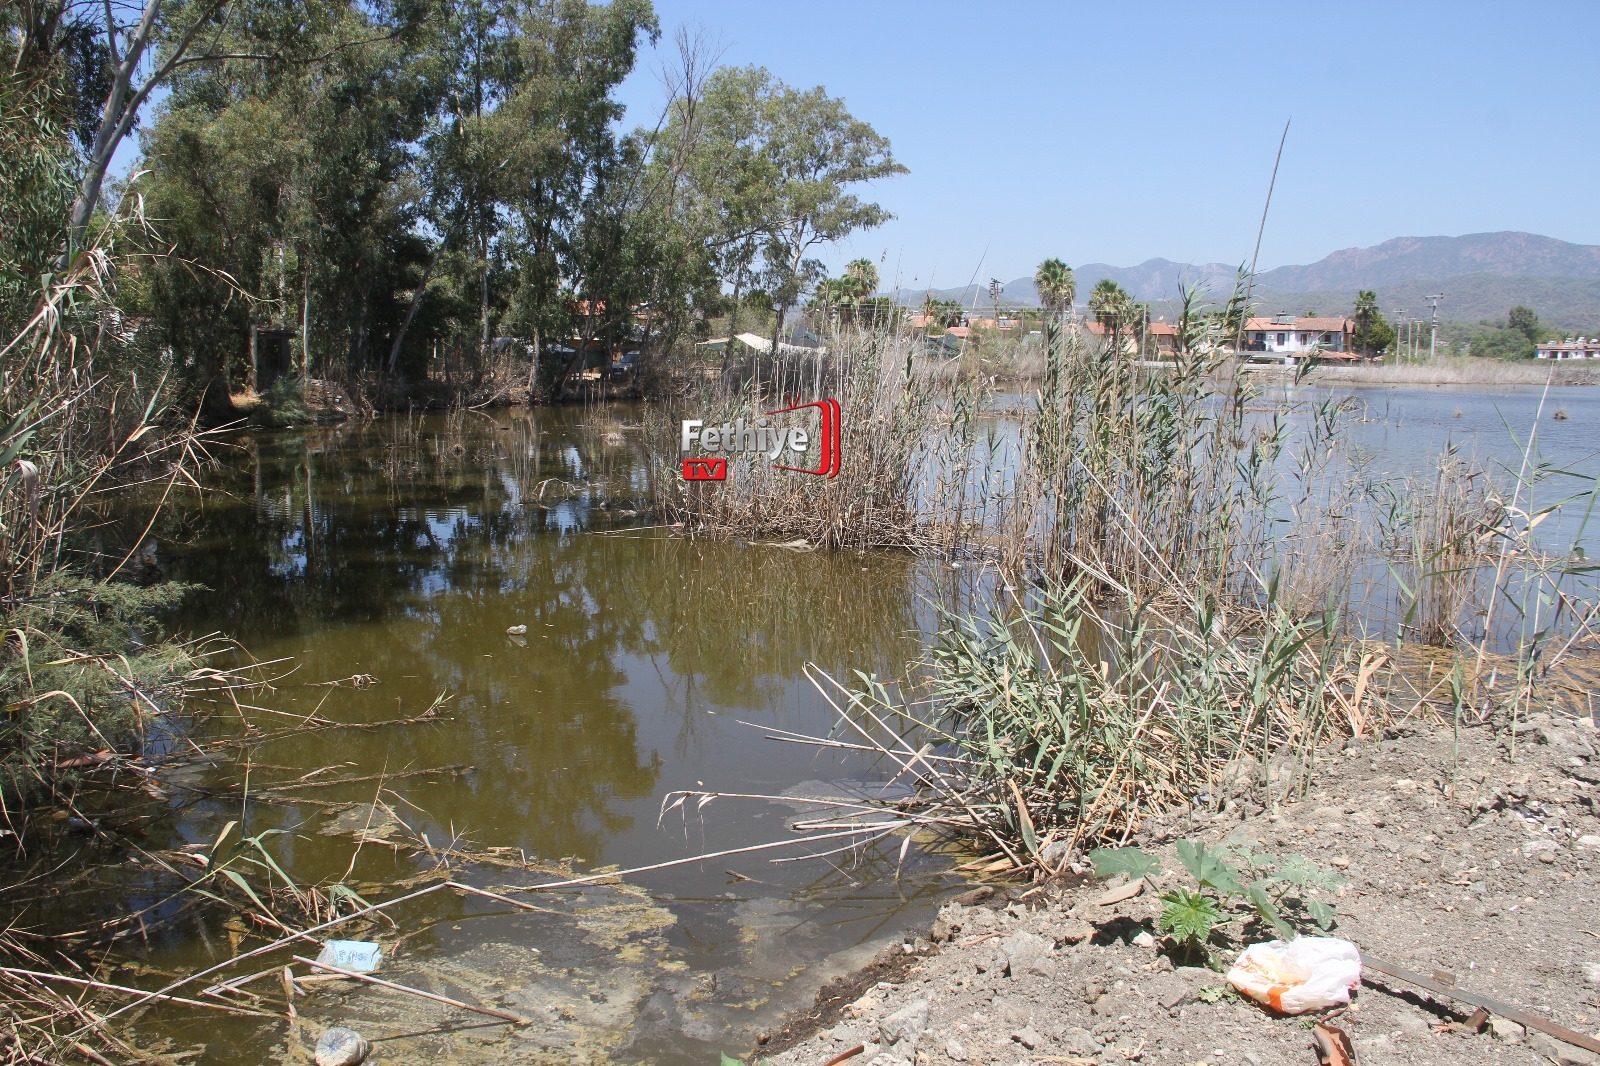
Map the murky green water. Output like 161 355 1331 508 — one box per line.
39 407 973 1063
22 384 1599 1062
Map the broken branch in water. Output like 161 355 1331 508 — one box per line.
290 955 530 1025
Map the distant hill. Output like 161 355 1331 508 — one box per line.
889 232 1600 331
1255 232 1600 292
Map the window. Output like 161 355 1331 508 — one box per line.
1277 333 1286 346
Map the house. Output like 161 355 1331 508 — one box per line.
1147 321 1179 356
1535 337 1600 360
1241 315 1354 355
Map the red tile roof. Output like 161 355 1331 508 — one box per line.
1244 316 1351 332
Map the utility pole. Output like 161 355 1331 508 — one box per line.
1393 309 1407 363
989 278 1003 325
1425 293 1444 363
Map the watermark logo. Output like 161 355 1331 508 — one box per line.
680 397 841 480
681 456 728 481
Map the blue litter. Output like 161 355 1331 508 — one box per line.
315 940 382 973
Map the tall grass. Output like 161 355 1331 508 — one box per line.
0 183 218 812
667 280 1600 873
652 329 994 552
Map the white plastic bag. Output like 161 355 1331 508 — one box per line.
1226 936 1361 1013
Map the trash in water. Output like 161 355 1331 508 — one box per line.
506 624 528 635
1226 936 1361 1014
314 1026 371 1066
316 940 383 973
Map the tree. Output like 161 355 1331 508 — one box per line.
676 67 904 355
1089 277 1135 350
1353 290 1380 354
1508 305 1543 344
845 257 879 298
1033 258 1075 324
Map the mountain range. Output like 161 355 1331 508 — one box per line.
894 232 1600 330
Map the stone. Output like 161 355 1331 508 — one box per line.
1583 961 1600 988
314 1027 370 1066
878 998 931 1053
1051 919 1095 944
1488 1016 1526 1044
1578 835 1600 851
1040 838 1074 869
1529 1029 1600 1065
944 1037 969 1062
999 931 1055 977
1132 931 1157 949
1095 877 1146 906
1012 1027 1043 1050
1058 1026 1099 1056
1149 972 1195 1010
864 1055 911 1066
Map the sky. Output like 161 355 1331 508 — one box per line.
611 0 1600 290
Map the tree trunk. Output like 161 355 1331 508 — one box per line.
386 229 453 376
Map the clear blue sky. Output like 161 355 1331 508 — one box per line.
614 0 1600 288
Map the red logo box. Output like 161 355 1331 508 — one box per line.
681 457 728 481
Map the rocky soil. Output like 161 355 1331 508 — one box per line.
756 709 1600 1066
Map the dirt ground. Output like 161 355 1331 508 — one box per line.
755 708 1600 1066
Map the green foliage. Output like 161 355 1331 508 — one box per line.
1090 842 1342 964
1508 304 1543 343
1088 846 1161 882
1156 887 1227 953
1034 258 1075 321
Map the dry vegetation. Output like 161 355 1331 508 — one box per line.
653 287 1600 880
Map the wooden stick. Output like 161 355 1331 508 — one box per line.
0 967 274 1018
289 956 528 1026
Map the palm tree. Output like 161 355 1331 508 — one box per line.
1090 278 1136 353
1033 258 1076 325
845 258 879 298
1353 290 1378 355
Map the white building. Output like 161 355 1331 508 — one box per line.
1242 314 1354 355
1534 337 1600 360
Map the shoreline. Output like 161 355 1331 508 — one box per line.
753 710 1600 1066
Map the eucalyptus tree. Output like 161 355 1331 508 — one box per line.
666 66 904 354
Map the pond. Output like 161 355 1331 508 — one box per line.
60 406 975 1063
28 382 1600 1062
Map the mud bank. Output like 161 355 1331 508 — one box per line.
755 709 1600 1066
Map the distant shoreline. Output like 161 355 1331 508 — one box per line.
1302 359 1600 388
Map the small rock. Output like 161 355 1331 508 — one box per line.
1040 838 1074 869
825 1023 862 1044
1582 961 1600 987
505 624 528 635
1131 931 1156 949
944 1037 969 1062
1095 877 1145 906
864 1055 911 1066
314 1027 370 1066
999 931 1055 977
1052 919 1095 944
1578 835 1600 851
1149 973 1192 1010
1539 850 1557 864
878 998 931 1052
1012 1026 1043 1050
1059 1026 1099 1056
1529 1028 1600 1065
1488 1016 1526 1044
